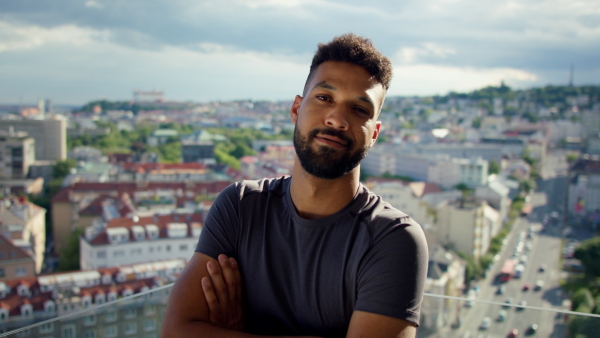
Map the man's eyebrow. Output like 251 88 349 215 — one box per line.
314 81 375 108
314 81 335 90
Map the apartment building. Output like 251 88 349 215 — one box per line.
0 116 67 161
421 245 465 330
365 179 439 227
0 259 183 334
363 147 489 189
568 155 600 219
436 197 497 259
51 181 230 255
80 212 202 270
0 236 36 281
0 129 36 180
0 197 46 274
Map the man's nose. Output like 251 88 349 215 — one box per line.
324 106 349 130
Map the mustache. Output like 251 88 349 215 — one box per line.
308 128 353 147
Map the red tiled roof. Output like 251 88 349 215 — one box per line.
0 235 34 262
409 182 442 198
89 212 203 246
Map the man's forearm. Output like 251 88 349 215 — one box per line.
160 320 321 338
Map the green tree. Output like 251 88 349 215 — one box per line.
52 159 77 178
519 179 536 195
57 227 84 271
488 160 500 175
574 237 600 277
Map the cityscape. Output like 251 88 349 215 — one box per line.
0 82 597 337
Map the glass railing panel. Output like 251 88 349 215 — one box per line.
2 285 599 337
0 284 172 338
417 293 600 338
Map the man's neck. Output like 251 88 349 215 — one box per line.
289 161 360 219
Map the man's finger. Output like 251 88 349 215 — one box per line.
218 254 238 304
201 277 221 313
229 257 243 302
207 260 230 308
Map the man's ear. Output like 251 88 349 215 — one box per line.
371 122 381 146
290 95 302 124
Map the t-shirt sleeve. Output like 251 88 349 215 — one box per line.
195 183 240 260
354 217 429 327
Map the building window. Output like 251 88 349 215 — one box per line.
0 268 4 277
144 318 156 331
83 329 96 338
104 311 117 323
124 307 136 319
38 323 54 334
144 304 155 315
166 245 171 252
130 248 142 256
61 325 76 338
104 325 117 338
179 244 188 251
97 251 106 259
124 322 137 335
15 329 30 337
113 250 124 258
83 315 96 326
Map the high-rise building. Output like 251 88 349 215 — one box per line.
0 116 67 161
0 129 36 179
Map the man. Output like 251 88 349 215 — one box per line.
161 33 428 338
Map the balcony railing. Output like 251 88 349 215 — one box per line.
1 284 598 338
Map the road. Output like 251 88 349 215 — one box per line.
427 150 571 338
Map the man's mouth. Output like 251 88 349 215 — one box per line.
314 133 349 148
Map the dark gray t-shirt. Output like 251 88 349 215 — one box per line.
196 177 428 337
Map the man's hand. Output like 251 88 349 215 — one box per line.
201 254 244 331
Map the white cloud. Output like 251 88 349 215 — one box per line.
0 21 105 53
390 64 538 96
85 1 104 9
396 43 456 64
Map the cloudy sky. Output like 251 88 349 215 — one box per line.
0 0 598 105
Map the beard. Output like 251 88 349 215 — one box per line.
293 125 369 180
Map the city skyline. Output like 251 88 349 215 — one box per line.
0 0 599 105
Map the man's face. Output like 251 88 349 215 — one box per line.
291 61 385 180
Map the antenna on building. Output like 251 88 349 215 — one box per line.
569 63 574 87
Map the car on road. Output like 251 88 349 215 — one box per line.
522 283 530 291
534 280 544 291
503 297 513 308
538 264 546 272
517 300 527 310
497 310 507 322
526 323 539 335
479 317 491 330
507 328 519 337
496 285 505 295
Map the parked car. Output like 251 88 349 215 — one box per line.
534 280 544 291
497 310 507 322
538 264 546 272
522 283 530 291
496 285 505 295
479 317 491 330
507 328 519 337
526 323 539 335
517 300 527 311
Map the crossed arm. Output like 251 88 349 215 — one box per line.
160 252 417 338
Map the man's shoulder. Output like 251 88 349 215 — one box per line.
358 185 423 238
359 185 411 222
234 176 290 199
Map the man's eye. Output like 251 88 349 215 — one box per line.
355 107 370 115
316 95 331 102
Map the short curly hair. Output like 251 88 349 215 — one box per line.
303 33 393 96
